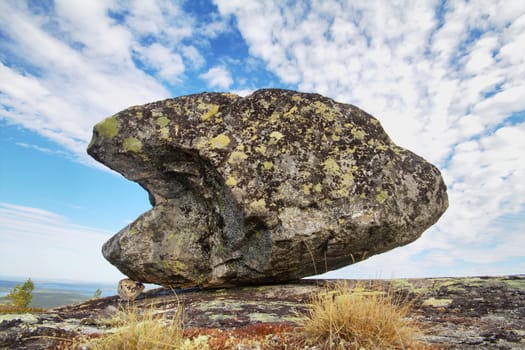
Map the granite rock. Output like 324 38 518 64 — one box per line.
87 89 448 288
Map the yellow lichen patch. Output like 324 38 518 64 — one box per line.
123 137 142 153
368 138 389 151
375 189 388 203
370 118 379 125
226 176 238 187
269 131 284 140
221 92 239 99
303 183 312 195
323 157 341 176
313 183 322 193
210 134 230 149
283 106 298 118
171 260 188 275
340 172 354 188
151 109 163 117
351 127 366 140
135 110 143 119
314 101 335 121
201 104 220 121
255 144 267 155
263 161 274 170
249 198 267 214
159 127 170 140
332 188 349 198
269 112 280 124
292 94 302 102
156 116 170 128
95 117 120 138
228 151 248 165
175 124 180 136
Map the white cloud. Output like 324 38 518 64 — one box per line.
134 43 185 82
199 65 233 89
181 45 206 69
0 1 170 165
0 202 124 283
216 0 525 277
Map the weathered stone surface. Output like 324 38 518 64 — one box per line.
1 276 523 349
87 89 448 288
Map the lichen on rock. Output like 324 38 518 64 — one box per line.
87 89 448 288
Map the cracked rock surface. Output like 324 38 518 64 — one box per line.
87 89 448 288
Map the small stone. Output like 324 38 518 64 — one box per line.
117 278 144 301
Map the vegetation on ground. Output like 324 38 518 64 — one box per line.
72 305 205 350
0 278 44 313
66 282 433 350
7 278 34 307
298 281 430 349
93 288 103 299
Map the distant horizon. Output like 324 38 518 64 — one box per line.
2 270 525 286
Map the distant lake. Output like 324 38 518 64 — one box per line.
0 279 117 309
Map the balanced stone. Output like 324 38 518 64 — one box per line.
87 89 448 288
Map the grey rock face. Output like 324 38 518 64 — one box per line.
87 89 448 288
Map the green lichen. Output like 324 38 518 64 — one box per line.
156 116 170 128
351 127 366 140
171 260 187 275
201 104 220 121
283 106 298 118
209 134 230 149
95 117 119 138
225 176 238 187
159 127 170 140
255 144 267 155
249 198 266 214
123 137 142 153
269 131 284 141
263 161 274 170
303 183 312 195
375 189 388 203
323 157 341 176
423 297 453 307
228 151 248 165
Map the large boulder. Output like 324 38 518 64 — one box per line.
87 89 448 288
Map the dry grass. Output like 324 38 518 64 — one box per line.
70 307 295 350
71 305 207 350
298 281 429 350
65 282 436 350
0 303 44 314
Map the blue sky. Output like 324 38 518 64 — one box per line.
1 0 524 283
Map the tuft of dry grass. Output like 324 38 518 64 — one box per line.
71 305 207 350
298 281 428 350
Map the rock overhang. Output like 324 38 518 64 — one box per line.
88 89 448 288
